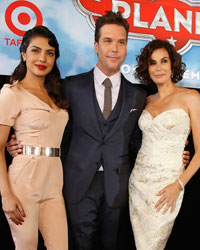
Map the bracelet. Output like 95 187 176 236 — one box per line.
177 178 184 191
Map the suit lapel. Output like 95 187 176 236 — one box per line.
83 70 102 138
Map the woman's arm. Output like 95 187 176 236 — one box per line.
178 91 200 185
0 125 25 225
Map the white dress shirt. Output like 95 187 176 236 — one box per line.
94 66 121 112
94 66 121 171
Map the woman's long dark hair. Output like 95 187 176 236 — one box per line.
10 25 68 109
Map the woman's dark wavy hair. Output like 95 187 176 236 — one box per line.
134 39 186 88
10 25 68 109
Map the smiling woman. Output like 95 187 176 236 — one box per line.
129 39 200 250
0 26 68 250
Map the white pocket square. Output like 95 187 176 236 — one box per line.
130 108 138 113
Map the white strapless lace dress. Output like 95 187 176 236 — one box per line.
129 108 190 250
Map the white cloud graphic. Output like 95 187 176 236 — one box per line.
0 53 18 75
42 0 94 46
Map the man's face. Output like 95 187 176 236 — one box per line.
94 24 127 76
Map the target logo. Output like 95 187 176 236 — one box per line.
5 1 43 37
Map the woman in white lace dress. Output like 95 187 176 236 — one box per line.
129 39 200 250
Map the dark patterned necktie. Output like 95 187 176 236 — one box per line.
103 78 112 120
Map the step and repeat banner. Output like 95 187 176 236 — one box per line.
0 0 200 88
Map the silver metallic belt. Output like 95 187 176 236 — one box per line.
22 145 60 157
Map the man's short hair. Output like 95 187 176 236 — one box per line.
95 11 129 42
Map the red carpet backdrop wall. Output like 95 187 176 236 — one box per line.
0 0 200 88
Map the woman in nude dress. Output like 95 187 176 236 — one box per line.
0 26 68 250
129 39 200 250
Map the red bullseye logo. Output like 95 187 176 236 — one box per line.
5 1 43 37
18 12 31 25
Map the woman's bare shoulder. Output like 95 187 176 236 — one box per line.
178 88 200 110
179 87 200 98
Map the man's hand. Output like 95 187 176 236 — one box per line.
6 134 22 157
183 150 190 167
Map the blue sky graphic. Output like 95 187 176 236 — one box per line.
0 0 200 88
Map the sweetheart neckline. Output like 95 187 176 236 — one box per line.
143 108 189 120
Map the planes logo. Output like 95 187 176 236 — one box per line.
74 0 200 54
